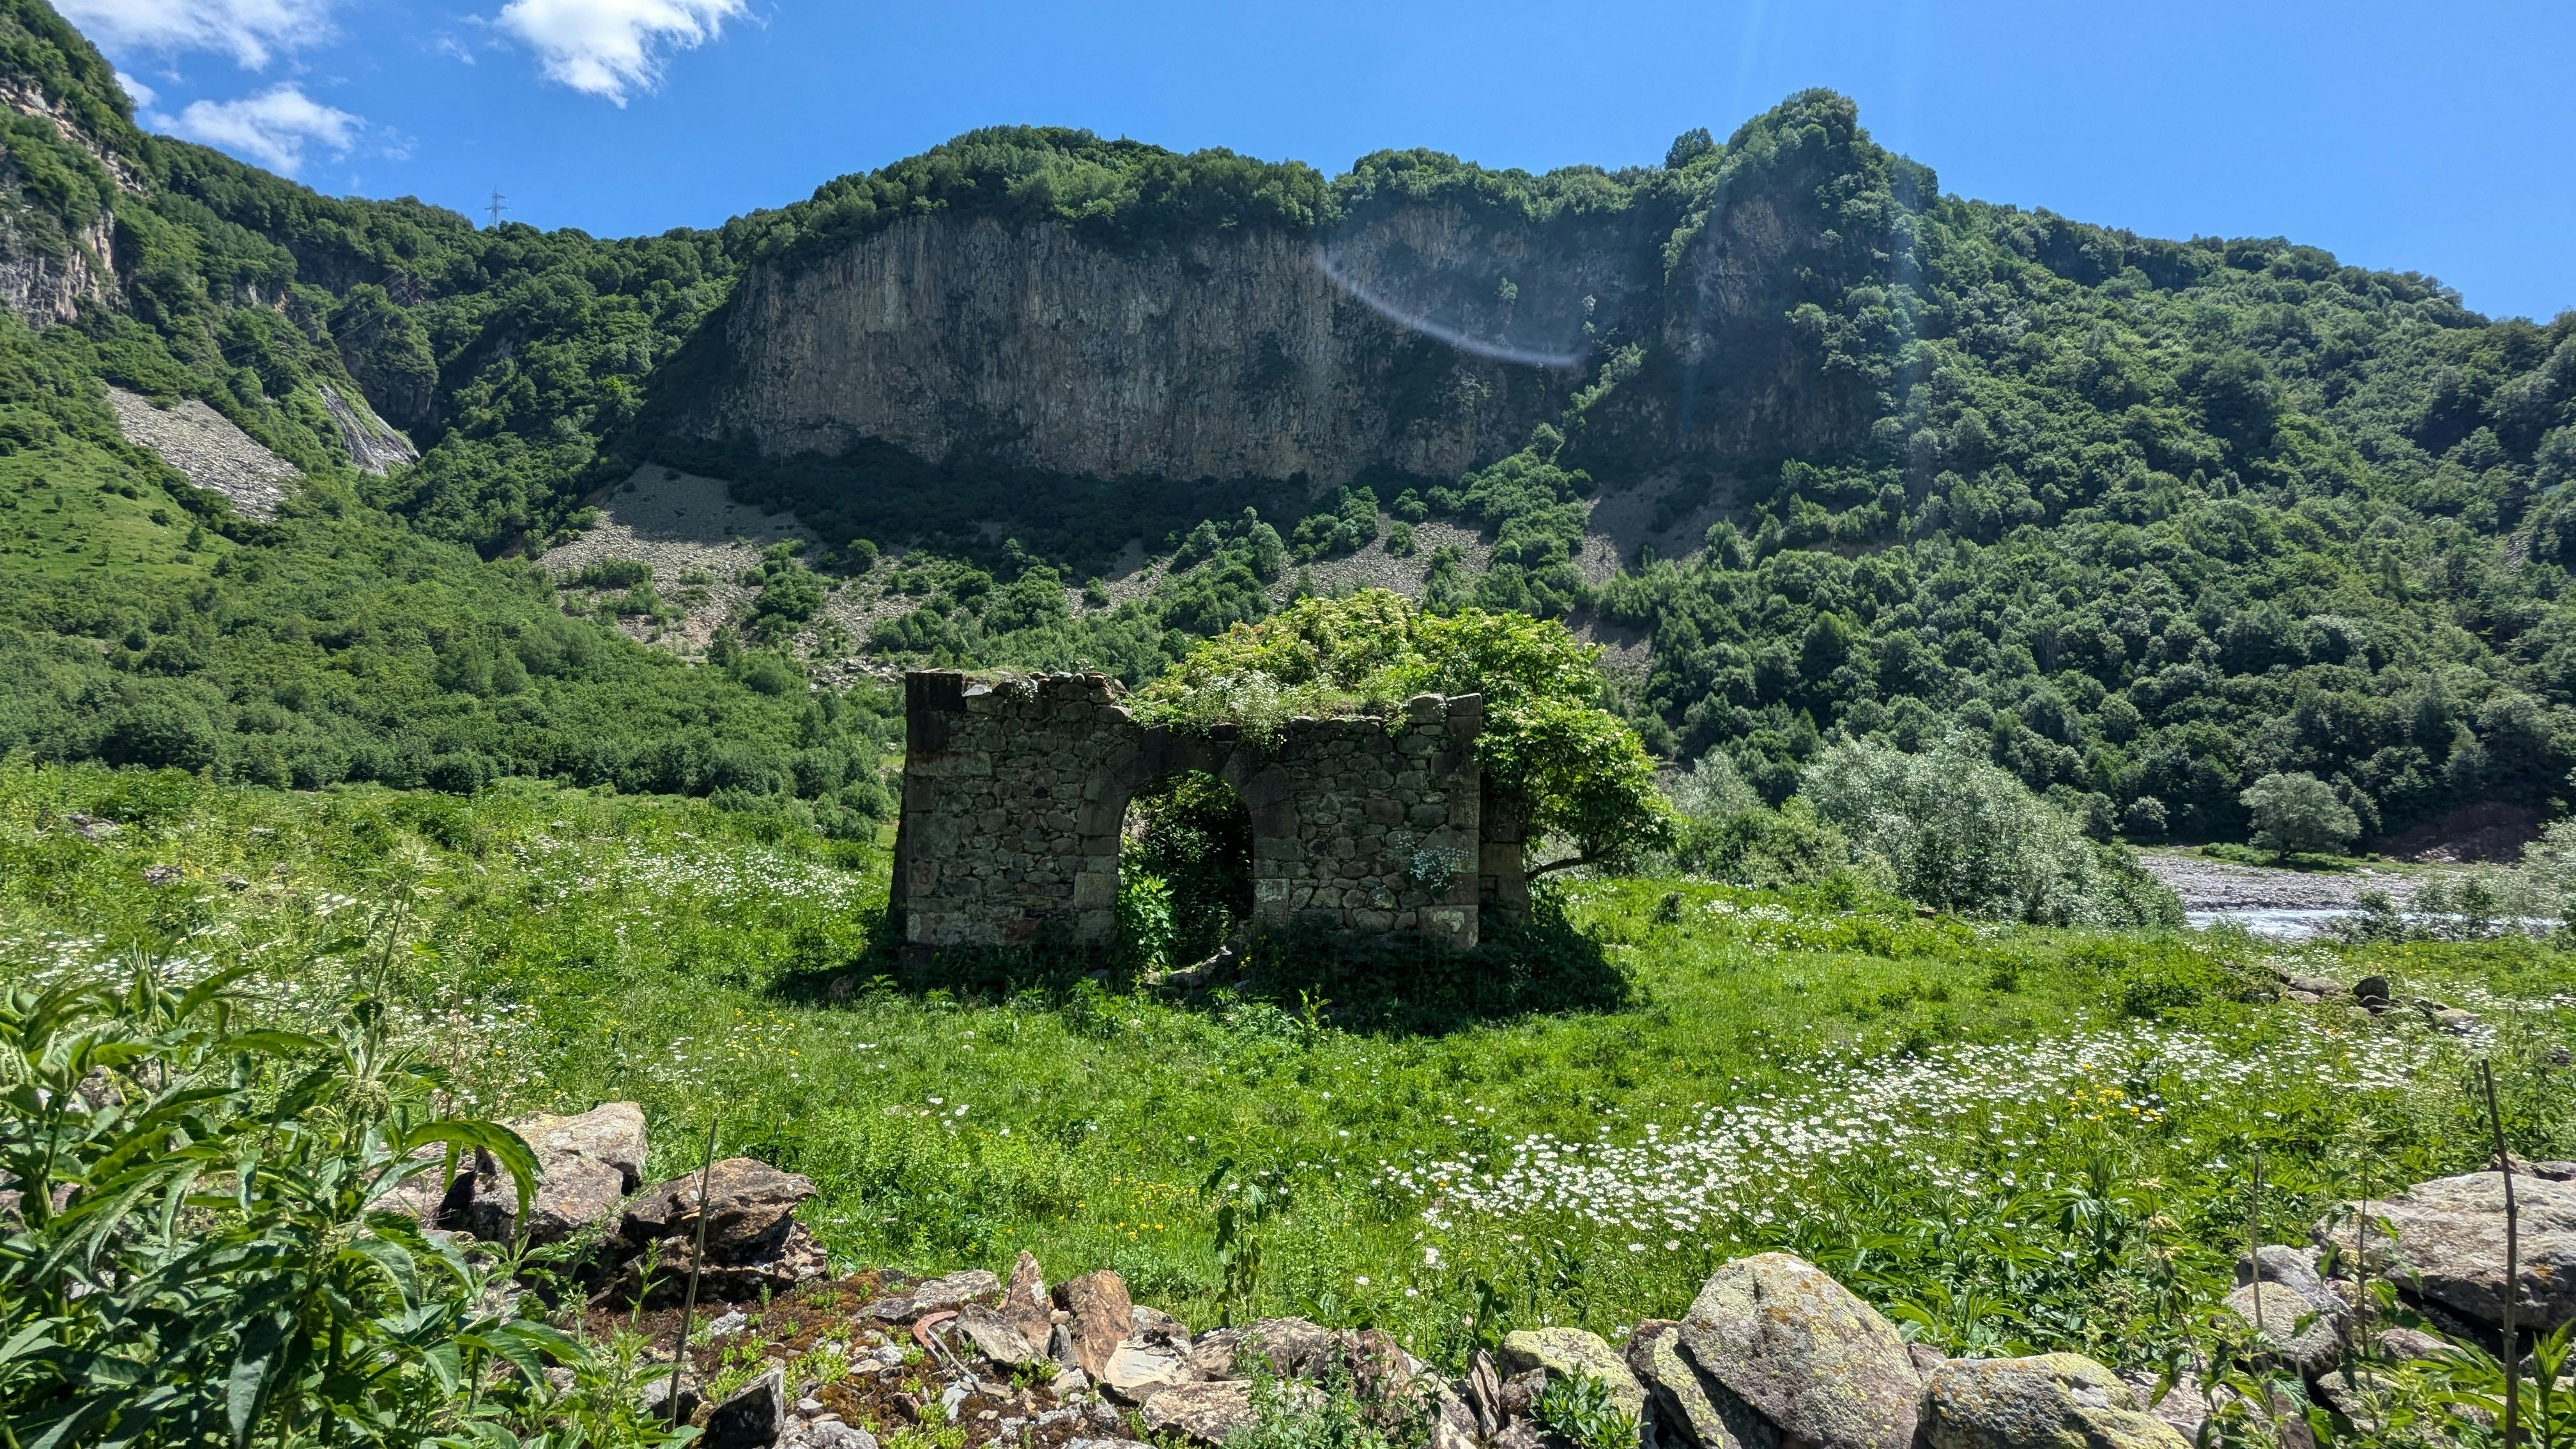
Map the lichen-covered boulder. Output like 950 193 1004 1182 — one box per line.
1184 1317 1340 1381
2312 1172 2576 1331
1920 1354 2189 1449
2221 1282 2343 1376
1678 1253 1920 1449
1499 1328 1647 1433
1140 1381 1260 1444
1626 1321 1778 1449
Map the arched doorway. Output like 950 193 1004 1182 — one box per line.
1121 770 1254 969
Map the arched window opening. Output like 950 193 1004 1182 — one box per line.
1120 770 1252 970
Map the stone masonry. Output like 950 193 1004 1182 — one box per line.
891 670 1521 954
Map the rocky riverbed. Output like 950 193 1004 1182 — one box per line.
2138 850 2461 939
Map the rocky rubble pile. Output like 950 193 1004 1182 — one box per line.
388 1102 829 1307
414 1104 2561 1449
2274 970 2485 1035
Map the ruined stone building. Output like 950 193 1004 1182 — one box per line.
889 671 1528 956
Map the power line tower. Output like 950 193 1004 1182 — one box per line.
485 187 507 229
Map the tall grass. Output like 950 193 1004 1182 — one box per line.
4 763 2571 1380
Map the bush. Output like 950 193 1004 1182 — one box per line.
1136 592 1671 877
1667 748 1760 820
572 557 652 589
1290 487 1380 560
1119 868 1176 974
2122 795 2169 839
2239 770 2359 859
1671 797 1857 889
1124 771 1252 963
1800 739 2181 926
0 962 656 1448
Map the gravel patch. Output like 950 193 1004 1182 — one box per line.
540 463 920 678
1290 516 1491 602
2136 850 2442 911
104 387 299 518
540 464 805 656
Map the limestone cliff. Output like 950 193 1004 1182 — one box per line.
0 77 126 326
703 210 1604 485
692 149 1878 493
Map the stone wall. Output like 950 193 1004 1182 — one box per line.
891 670 1496 956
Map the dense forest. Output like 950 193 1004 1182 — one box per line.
0 0 2570 849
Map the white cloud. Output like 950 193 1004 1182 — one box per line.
170 85 360 174
54 0 340 70
496 0 744 105
112 70 156 108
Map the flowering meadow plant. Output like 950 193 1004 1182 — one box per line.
4 762 2570 1381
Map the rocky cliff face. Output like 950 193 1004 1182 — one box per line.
696 172 1865 492
704 211 1583 484
0 78 126 326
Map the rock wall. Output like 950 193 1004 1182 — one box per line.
0 197 112 326
701 206 1643 486
318 381 420 475
890 670 1494 954
693 176 1866 492
0 79 129 327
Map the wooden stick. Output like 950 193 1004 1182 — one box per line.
2248 1153 2266 1346
2480 1063 2520 1449
2354 1150 2373 1367
668 1114 721 1429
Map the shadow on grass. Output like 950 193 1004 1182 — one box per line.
763 894 1629 1036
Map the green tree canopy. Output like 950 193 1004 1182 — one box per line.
1135 590 1671 876
2240 771 2361 859
1802 738 2181 926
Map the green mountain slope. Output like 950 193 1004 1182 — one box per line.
1 0 2572 848
0 2 893 831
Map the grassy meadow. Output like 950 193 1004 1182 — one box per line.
6 761 2572 1379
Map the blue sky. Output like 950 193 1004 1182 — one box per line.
67 0 2576 321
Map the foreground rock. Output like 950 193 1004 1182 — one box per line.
1678 1253 1920 1449
2222 1282 2343 1376
1004 1249 1053 1345
481 1101 648 1244
953 1301 1046 1367
1920 1355 2190 1449
623 1156 813 1257
703 1369 785 1449
611 1156 824 1304
1140 1381 1257 1441
2313 1171 2576 1332
1628 1320 1777 1449
864 1268 1002 1322
1498 1328 1646 1428
1055 1270 1135 1378
1190 1317 1339 1381
381 1100 647 1246
1100 1336 1193 1403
